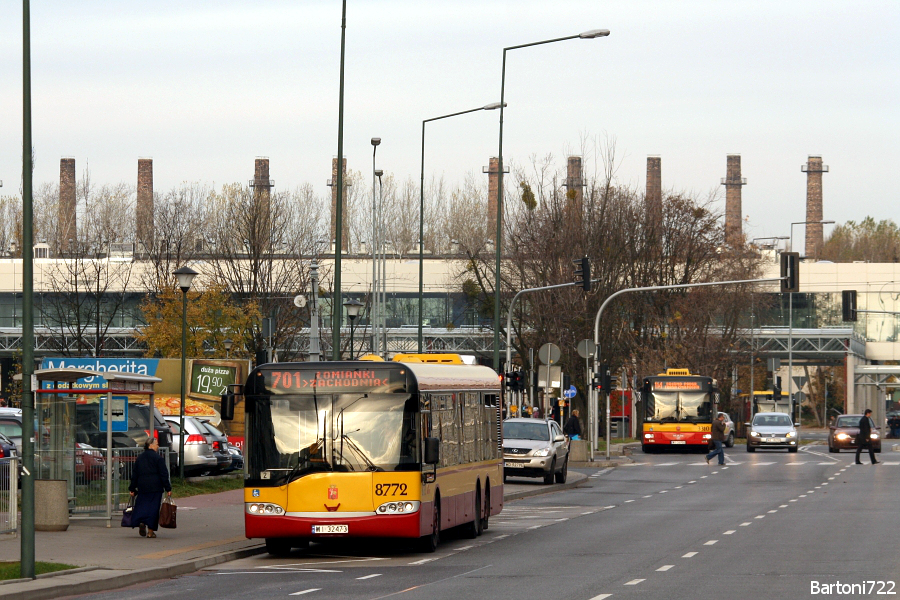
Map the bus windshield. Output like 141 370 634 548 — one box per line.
646 391 712 423
248 393 419 482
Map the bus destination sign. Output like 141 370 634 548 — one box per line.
651 378 707 391
262 368 405 393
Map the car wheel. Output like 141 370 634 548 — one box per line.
543 459 556 485
265 538 292 556
555 457 568 484
788 446 798 453
747 444 756 452
419 499 440 553
642 444 654 454
829 443 837 453
726 432 735 448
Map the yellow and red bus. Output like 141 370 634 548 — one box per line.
221 356 503 555
640 369 719 452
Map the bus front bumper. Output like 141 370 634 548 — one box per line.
246 507 426 539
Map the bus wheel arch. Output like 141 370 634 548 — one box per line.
482 478 490 531
419 493 441 553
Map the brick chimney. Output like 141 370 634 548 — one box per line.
58 158 76 254
802 155 829 259
252 157 273 249
328 157 349 252
720 154 746 246
482 157 510 241
646 155 662 223
136 158 153 246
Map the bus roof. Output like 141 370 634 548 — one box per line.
400 361 501 391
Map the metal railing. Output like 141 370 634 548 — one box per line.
69 447 169 517
0 457 18 535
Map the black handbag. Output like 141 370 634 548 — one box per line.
121 496 135 528
707 439 716 451
159 496 177 529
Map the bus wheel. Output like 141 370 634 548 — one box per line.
265 538 292 556
419 500 440 553
464 488 482 538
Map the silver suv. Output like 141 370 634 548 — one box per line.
502 418 569 485
164 416 218 475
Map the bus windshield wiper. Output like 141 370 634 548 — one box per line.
338 432 382 472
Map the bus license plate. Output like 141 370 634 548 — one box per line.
671 441 686 444
506 462 525 468
312 524 348 534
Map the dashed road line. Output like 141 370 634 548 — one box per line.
588 594 612 600
740 522 751 526
290 590 321 596
682 552 698 558
624 579 645 585
704 540 718 545
657 565 674 571
723 530 735 535
357 574 382 580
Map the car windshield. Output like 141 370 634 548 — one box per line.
0 420 21 438
503 421 549 441
752 414 793 427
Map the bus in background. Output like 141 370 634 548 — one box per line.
221 355 503 555
640 369 719 453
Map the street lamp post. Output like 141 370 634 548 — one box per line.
493 29 610 371
371 137 381 356
223 338 233 359
418 102 503 353
343 297 363 359
332 0 348 360
173 265 198 479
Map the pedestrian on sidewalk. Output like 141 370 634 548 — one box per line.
564 409 582 440
705 413 727 465
855 409 879 465
129 437 172 538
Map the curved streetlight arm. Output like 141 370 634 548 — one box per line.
506 280 581 374
589 276 783 461
418 102 503 353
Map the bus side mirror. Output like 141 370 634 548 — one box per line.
424 437 440 465
221 393 235 421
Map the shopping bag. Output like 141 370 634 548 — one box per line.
707 439 716 451
121 496 135 528
159 496 177 529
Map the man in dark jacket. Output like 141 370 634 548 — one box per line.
129 438 173 538
564 409 582 439
705 413 727 465
855 409 879 465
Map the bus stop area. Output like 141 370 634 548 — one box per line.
0 473 588 600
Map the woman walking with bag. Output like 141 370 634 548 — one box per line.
129 437 172 538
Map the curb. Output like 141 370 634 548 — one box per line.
502 472 589 501
0 545 266 600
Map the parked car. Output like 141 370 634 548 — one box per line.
746 412 798 452
0 431 16 460
226 442 244 472
0 409 49 456
75 443 106 484
502 418 569 484
828 414 882 453
75 404 176 471
196 419 233 472
164 416 218 476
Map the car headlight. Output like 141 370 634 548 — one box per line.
785 431 796 438
532 447 552 457
836 433 850 440
871 432 879 439
750 431 760 437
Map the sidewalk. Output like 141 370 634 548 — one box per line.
0 472 588 600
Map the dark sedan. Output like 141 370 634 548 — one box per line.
828 414 882 453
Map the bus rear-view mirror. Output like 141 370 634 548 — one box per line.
424 437 440 465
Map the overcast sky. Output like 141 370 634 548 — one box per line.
1 1 897 242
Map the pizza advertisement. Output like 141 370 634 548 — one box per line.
151 396 221 427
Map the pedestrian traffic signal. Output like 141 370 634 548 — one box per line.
608 373 620 392
780 252 799 293
842 290 857 322
504 370 525 392
573 256 592 292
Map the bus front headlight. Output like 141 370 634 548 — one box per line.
377 501 420 515
246 503 285 515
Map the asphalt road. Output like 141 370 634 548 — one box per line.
72 441 900 600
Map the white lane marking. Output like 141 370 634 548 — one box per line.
789 499 797 502
723 530 736 535
786 462 807 465
528 525 542 530
625 500 635 503
779 505 788 508
799 495 807 498
588 595 612 600
656 462 680 466
657 565 674 571
659 490 668 494
754 462 775 465
357 574 382 580
882 462 900 465
700 476 708 479
409 558 438 565
818 462 836 465
722 466 729 470
582 511 595 515
807 491 815 494
828 477 835 480
768 510 778 513
494 535 509 540
755 515 765 519
604 506 617 510
674 486 683 489
457 546 473 550
822 482 829 486
556 518 570 522
682 552 698 558
704 540 718 545
688 481 697 484
740 522 751 526
643 495 653 498
624 579 645 585
290 590 321 596
711 471 719 474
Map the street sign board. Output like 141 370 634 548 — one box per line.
99 395 128 433
563 385 577 399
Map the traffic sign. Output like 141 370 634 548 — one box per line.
563 385 577 399
576 339 596 359
99 395 128 433
538 343 561 365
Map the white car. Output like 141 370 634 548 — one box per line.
502 418 569 485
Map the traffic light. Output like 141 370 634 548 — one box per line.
608 372 620 392
773 376 782 400
573 256 592 292
504 371 516 390
842 290 857 322
562 374 571 391
780 252 799 293
592 364 610 392
505 370 525 392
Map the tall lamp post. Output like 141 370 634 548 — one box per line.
331 0 348 360
493 29 610 371
418 102 503 353
371 137 381 356
788 219 834 432
174 265 198 479
343 297 363 359
223 338 233 359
